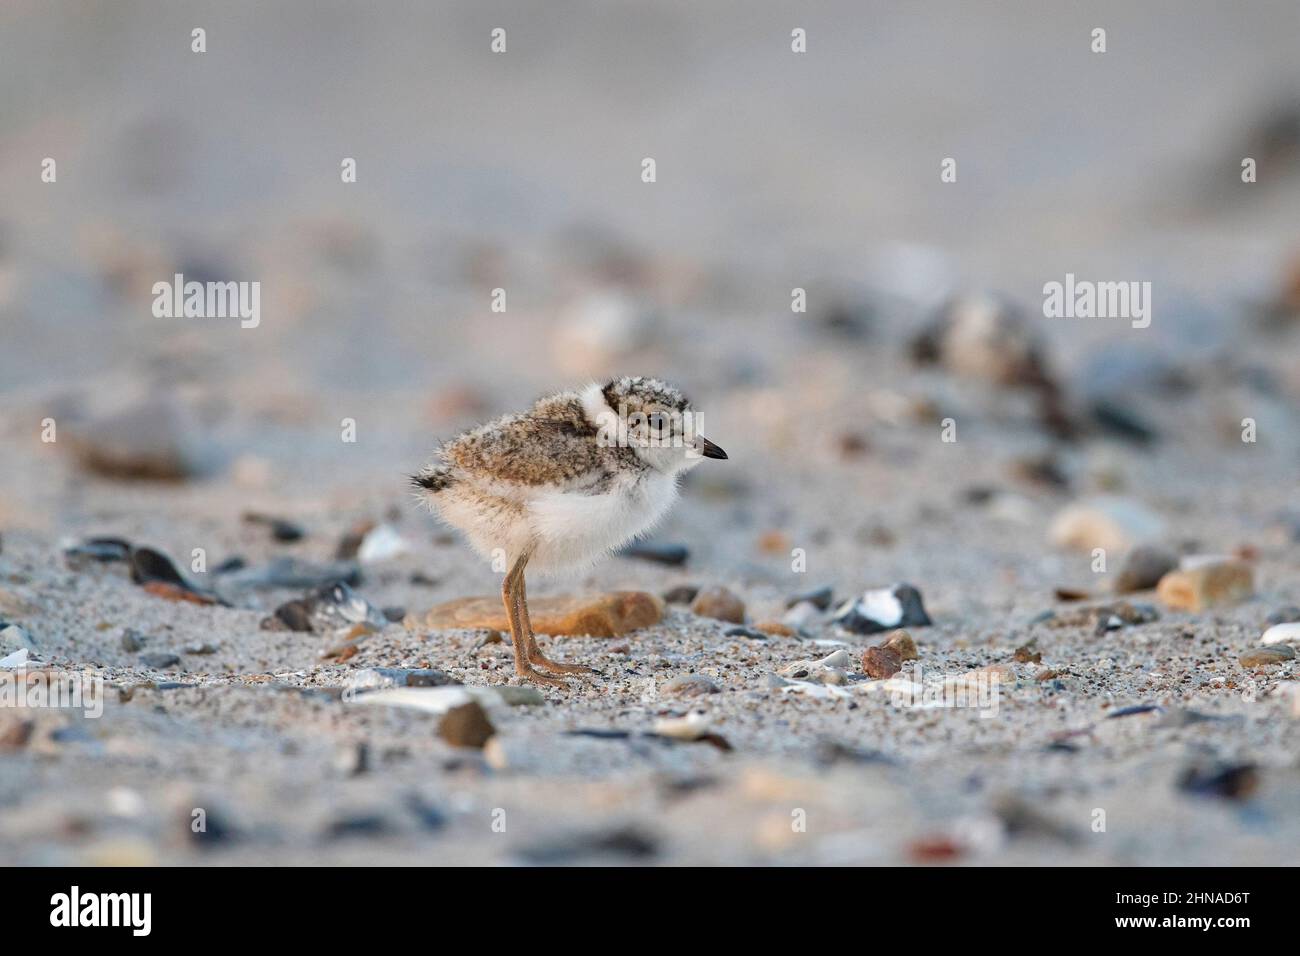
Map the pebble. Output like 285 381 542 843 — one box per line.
618 542 690 566
690 586 746 624
1179 764 1259 801
1156 558 1254 612
356 524 409 563
652 710 711 741
1260 622 1300 646
786 585 834 610
912 293 1052 389
1013 642 1041 664
882 629 918 661
139 652 181 670
1114 544 1179 593
752 620 796 637
62 536 132 566
1049 497 1164 553
782 601 822 630
862 645 903 679
381 605 406 623
420 591 663 637
662 674 720 697
128 546 215 603
1239 645 1295 668
437 701 495 749
269 599 312 632
661 585 699 604
0 624 37 655
724 626 769 641
120 629 148 652
182 642 218 655
242 512 305 542
65 395 204 481
834 583 931 634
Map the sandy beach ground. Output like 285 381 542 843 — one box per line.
2 1 1300 865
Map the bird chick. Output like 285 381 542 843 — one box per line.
412 376 727 687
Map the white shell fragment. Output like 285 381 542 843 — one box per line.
1261 623 1300 646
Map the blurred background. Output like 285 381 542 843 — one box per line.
4 1 1300 589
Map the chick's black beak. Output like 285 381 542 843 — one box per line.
700 437 728 460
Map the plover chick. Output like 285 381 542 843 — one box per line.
412 376 727 687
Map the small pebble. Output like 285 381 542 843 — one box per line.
1239 645 1295 668
862 645 903 679
690 586 745 624
724 626 768 641
883 629 918 661
120 629 148 652
662 674 720 697
1115 544 1178 593
661 585 699 605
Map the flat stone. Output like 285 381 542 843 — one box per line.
1049 497 1164 553
417 591 663 638
1261 622 1300 647
690 586 746 624
1115 544 1178 593
1156 558 1254 612
1239 645 1295 668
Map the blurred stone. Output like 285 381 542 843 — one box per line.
65 395 204 481
661 585 699 604
1049 497 1164 553
834 583 931 634
553 291 657 377
1261 622 1300 646
437 701 495 749
419 592 663 638
913 293 1056 390
1156 558 1254 612
1115 545 1179 593
690 586 746 624
1239 646 1294 668
785 585 834 610
618 541 689 566
882 629 918 661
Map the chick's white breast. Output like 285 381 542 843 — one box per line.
527 470 679 571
